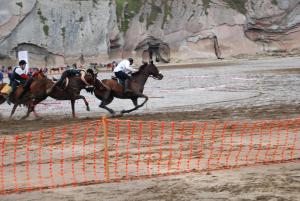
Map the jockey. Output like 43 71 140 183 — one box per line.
46 68 92 94
18 69 41 99
7 60 29 104
113 58 136 94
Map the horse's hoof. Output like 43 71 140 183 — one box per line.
86 106 90 111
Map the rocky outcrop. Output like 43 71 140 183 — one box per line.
0 0 299 67
245 0 300 53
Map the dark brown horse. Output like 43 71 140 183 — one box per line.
47 71 97 118
93 61 163 115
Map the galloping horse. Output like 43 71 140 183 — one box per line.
93 61 163 115
47 70 97 118
8 70 50 119
8 70 97 119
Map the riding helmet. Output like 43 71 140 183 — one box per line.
87 68 94 75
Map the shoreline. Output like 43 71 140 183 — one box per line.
1 55 300 77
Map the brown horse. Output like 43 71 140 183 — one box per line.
9 70 97 119
8 70 50 119
93 61 163 115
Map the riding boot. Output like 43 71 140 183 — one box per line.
19 79 32 99
18 89 27 100
124 79 133 94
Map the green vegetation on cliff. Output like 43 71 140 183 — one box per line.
116 0 143 32
202 0 211 15
16 2 23 8
224 0 247 15
115 0 248 32
116 0 172 32
201 0 247 15
37 9 50 36
43 25 49 36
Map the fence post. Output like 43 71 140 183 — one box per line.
102 117 110 182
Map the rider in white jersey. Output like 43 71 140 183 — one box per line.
113 58 136 94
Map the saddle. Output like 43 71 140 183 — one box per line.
111 76 124 86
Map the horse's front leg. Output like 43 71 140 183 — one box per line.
121 95 148 114
21 105 34 120
71 99 76 118
76 95 90 112
99 96 115 115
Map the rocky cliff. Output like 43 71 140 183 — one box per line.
0 0 299 66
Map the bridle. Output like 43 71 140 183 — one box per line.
149 72 163 80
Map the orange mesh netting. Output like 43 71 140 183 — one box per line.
0 118 299 194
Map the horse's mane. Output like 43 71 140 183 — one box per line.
132 62 148 76
139 62 148 71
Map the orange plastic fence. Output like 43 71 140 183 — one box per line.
0 118 299 194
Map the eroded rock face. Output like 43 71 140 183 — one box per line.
0 0 116 66
0 0 299 66
245 0 300 52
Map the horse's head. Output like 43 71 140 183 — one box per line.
33 69 47 79
136 61 163 80
84 68 97 86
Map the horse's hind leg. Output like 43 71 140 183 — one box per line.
121 95 149 114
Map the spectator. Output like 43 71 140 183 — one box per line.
7 66 13 84
0 71 3 84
